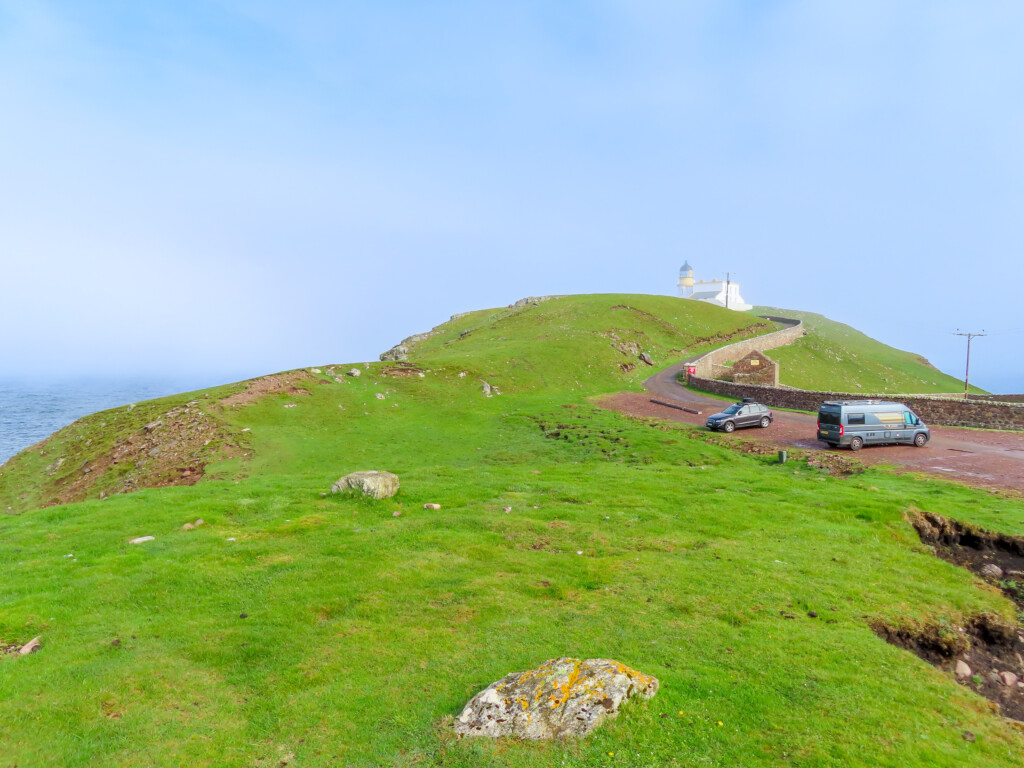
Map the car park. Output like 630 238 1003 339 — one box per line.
706 398 773 433
817 399 929 451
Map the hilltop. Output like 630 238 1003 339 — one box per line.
1 294 1021 767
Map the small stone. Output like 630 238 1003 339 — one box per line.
999 670 1019 687
128 536 155 545
503 506 512 513
284 403 297 409
375 393 386 400
392 511 402 517
144 421 163 433
226 537 236 541
807 611 818 618
423 503 441 510
182 523 195 531
18 636 41 655
962 730 976 742
955 660 972 679
311 368 322 374
347 369 362 377
576 550 584 555
194 519 204 527
110 638 121 646
980 563 1004 580
240 613 248 619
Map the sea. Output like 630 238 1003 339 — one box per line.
0 376 230 465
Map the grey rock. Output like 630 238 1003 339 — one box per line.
1000 670 1019 687
128 536 155 544
481 381 493 397
639 352 654 366
347 368 362 377
18 636 41 655
980 563 1004 579
955 659 972 679
380 344 409 362
144 421 163 433
330 470 400 499
455 657 658 740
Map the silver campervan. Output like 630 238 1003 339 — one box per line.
817 400 930 451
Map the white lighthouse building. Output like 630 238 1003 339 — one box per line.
677 263 752 311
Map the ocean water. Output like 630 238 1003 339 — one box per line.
0 376 228 465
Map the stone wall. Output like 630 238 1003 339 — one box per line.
730 350 779 386
687 375 1024 431
691 316 803 378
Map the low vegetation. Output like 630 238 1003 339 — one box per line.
1 294 1019 766
752 307 980 394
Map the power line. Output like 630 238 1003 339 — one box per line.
953 330 987 399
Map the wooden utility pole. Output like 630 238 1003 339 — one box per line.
953 330 986 400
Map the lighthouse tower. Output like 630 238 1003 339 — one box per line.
677 261 695 297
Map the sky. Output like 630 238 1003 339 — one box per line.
1 1 1022 393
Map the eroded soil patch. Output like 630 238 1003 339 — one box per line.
910 510 1024 609
874 613 1024 721
873 511 1024 720
219 371 314 407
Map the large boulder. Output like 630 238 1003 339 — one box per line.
455 657 658 740
330 470 400 499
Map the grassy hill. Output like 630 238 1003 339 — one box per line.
1 294 1021 767
752 307 981 395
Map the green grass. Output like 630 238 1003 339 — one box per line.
1 294 1021 766
752 307 983 395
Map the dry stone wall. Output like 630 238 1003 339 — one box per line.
688 375 1024 431
690 316 803 378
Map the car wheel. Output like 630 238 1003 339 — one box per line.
849 436 863 452
723 421 735 433
913 432 927 447
759 416 771 428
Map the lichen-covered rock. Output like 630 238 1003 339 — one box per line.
330 470 399 499
455 657 658 740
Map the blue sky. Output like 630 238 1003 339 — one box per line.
1 1 1021 392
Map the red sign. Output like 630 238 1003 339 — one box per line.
687 366 696 375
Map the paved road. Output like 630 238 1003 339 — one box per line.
597 363 1024 495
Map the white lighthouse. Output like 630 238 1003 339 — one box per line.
677 264 752 311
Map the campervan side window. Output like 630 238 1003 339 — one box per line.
847 413 865 425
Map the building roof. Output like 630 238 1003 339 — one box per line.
679 261 693 274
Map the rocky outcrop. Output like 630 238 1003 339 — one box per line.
455 657 658 739
330 470 400 499
379 344 409 362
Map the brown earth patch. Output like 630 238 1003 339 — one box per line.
909 510 1024 609
872 511 1024 721
43 402 246 506
874 613 1024 722
380 364 425 377
220 371 314 407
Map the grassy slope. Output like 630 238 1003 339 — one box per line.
0 294 1021 767
753 307 983 395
